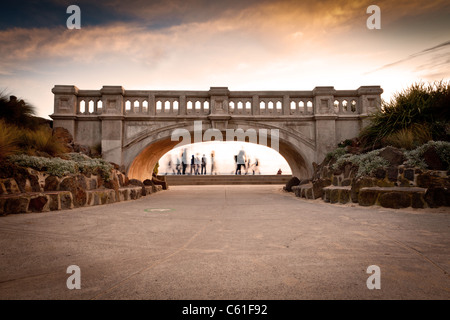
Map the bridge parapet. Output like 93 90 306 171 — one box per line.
52 85 382 118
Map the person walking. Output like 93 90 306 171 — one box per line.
236 147 246 175
210 151 217 175
253 158 260 175
201 154 207 175
190 154 195 175
181 148 187 175
176 156 181 175
194 154 201 175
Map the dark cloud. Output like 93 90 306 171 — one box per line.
364 40 450 75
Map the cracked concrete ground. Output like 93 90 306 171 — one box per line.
0 185 449 300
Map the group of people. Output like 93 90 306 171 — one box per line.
233 148 260 175
166 147 266 175
166 149 217 175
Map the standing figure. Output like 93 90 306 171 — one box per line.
176 156 181 175
194 154 201 175
181 149 188 175
236 147 246 175
201 154 207 175
253 158 260 175
211 151 217 175
190 155 195 175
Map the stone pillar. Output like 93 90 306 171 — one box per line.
282 95 290 115
99 86 125 166
312 86 338 163
51 85 79 138
358 86 383 128
208 87 231 130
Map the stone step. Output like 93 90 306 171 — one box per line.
293 183 449 209
358 186 428 209
322 186 352 204
165 175 292 185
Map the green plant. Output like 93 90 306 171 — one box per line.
325 147 347 161
9 154 78 177
360 81 450 149
383 123 432 150
19 127 68 156
405 141 450 170
0 119 20 160
331 148 389 177
0 91 40 129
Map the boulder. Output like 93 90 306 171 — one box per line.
28 196 48 212
379 146 405 166
284 177 300 192
378 192 411 209
358 189 378 206
4 196 29 214
59 176 86 208
129 179 144 187
44 176 60 191
52 127 73 145
351 177 375 203
311 179 331 199
425 187 450 208
422 146 445 170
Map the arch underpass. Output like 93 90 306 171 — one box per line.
125 124 312 181
51 85 383 181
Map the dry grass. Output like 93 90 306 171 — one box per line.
0 120 20 160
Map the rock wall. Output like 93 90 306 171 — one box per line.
0 167 163 215
288 150 450 209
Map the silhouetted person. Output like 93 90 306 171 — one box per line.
277 168 282 175
210 151 217 175
236 147 246 175
201 154 207 175
190 155 195 175
195 153 201 175
253 158 260 175
176 156 181 175
181 149 188 175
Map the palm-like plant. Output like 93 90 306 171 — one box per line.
360 81 450 150
0 91 38 129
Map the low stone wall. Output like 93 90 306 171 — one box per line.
290 159 449 209
0 167 163 215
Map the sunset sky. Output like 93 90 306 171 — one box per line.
1 1 449 173
1 0 449 119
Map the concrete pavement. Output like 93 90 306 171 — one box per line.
0 185 449 300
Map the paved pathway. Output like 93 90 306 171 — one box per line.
0 185 449 300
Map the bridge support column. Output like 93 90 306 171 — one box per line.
313 87 338 163
99 86 125 167
51 85 79 139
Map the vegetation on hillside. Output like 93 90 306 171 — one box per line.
325 81 450 175
0 92 67 160
0 91 114 180
359 81 450 150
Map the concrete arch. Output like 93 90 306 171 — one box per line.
124 122 314 181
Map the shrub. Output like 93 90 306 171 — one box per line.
331 149 389 177
19 127 68 156
405 141 450 170
9 154 78 177
325 147 347 161
360 81 450 149
382 123 432 150
8 153 114 180
0 119 20 160
67 153 113 181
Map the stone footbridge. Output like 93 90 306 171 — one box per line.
51 86 382 181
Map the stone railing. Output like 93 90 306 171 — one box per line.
52 85 383 118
